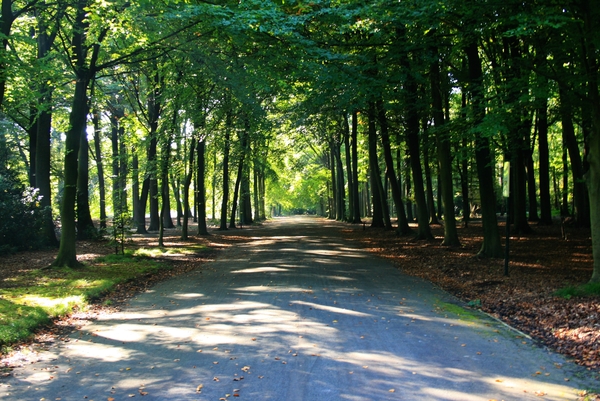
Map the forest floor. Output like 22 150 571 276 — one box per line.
0 217 598 382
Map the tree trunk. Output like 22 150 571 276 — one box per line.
343 115 355 222
368 103 391 229
76 103 95 240
404 73 433 240
559 86 590 227
181 136 195 240
197 139 208 235
220 115 231 230
422 122 439 225
537 96 553 225
92 110 106 229
351 111 362 223
35 84 58 247
430 53 460 246
377 100 411 234
465 41 503 257
53 77 89 267
230 158 243 229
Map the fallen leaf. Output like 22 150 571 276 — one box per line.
389 389 395 393
196 384 203 393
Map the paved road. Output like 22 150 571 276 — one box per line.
1 216 597 400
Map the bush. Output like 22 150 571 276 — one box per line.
0 172 46 254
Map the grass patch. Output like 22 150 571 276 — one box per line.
0 249 185 349
437 300 481 322
554 282 600 299
133 244 208 258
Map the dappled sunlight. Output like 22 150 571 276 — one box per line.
5 217 592 401
63 340 135 362
290 300 371 317
231 266 290 273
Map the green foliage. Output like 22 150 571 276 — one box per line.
0 173 46 255
554 283 600 299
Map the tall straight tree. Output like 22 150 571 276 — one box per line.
430 45 460 246
53 0 106 267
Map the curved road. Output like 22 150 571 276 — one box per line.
1 216 597 400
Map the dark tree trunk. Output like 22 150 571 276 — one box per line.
220 115 231 230
148 137 160 231
377 100 411 234
333 137 345 221
559 86 590 227
404 72 433 240
368 103 391 229
351 111 362 223
53 78 89 267
230 159 243 229
430 53 460 246
422 122 439 225
76 102 95 240
466 41 503 257
92 110 106 229
537 96 553 225
197 139 208 235
181 137 195 240
343 115 355 222
35 85 58 247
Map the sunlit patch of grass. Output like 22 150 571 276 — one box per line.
0 299 50 347
0 252 169 348
133 244 208 257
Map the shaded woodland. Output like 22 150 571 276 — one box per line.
0 0 598 283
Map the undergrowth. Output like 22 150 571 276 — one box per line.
555 282 600 299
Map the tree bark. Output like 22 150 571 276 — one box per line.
537 95 553 225
92 110 106 229
404 70 433 240
377 100 411 234
465 41 503 257
181 136 195 240
559 86 590 227
197 139 208 235
220 113 231 230
368 103 391 229
350 111 362 223
430 52 460 246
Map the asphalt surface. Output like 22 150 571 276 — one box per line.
1 216 598 400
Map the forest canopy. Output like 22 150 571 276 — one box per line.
0 0 599 281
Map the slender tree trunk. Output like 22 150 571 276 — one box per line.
368 103 391 229
351 111 362 223
377 100 411 234
466 41 503 257
343 115 355 222
92 110 106 229
197 139 208 235
181 137 195 240
559 86 590 227
430 53 460 246
35 84 58 246
404 73 433 240
422 122 439 225
230 159 243 229
220 116 231 230
76 102 95 240
537 97 553 225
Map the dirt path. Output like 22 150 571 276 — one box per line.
1 216 597 400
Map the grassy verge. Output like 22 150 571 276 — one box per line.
554 282 600 299
0 244 207 352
